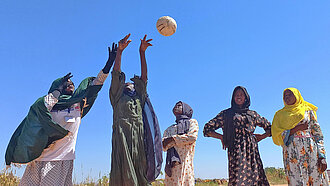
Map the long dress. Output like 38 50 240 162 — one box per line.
204 110 271 186
163 119 199 186
281 110 329 186
109 70 149 186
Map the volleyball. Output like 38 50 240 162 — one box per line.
156 16 177 36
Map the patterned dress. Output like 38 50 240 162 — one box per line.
204 110 271 186
163 119 199 186
281 110 329 186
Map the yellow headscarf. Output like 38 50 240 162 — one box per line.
271 88 318 146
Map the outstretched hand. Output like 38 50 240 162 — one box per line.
118 34 132 52
62 73 73 83
139 35 153 52
103 43 117 74
59 73 73 92
108 42 118 63
53 73 72 96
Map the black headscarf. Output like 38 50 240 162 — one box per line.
165 101 193 177
223 86 252 151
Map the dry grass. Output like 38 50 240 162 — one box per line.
0 168 20 186
0 167 287 186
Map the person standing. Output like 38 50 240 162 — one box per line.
203 86 271 186
5 43 117 186
162 101 198 186
272 88 328 185
109 34 153 186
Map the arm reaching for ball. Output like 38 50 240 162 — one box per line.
139 35 152 82
113 34 132 72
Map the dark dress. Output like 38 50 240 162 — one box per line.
204 110 271 186
109 70 149 186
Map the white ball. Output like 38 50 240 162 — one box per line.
156 16 177 36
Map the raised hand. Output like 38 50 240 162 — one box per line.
118 34 132 52
139 35 153 52
58 73 73 92
103 43 118 74
108 43 118 63
52 73 73 98
62 73 73 83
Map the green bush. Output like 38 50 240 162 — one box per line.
265 167 287 184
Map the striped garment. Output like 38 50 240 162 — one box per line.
19 160 73 186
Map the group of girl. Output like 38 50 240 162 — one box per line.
162 84 328 186
5 33 328 186
203 86 328 186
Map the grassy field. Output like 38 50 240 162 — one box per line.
0 167 287 185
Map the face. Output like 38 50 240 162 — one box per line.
234 88 246 107
63 79 75 95
125 82 134 91
283 89 296 105
173 102 183 116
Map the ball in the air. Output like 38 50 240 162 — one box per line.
156 16 177 36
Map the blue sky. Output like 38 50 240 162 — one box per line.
1 0 330 182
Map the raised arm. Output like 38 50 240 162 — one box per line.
139 35 152 82
92 43 117 86
113 34 131 72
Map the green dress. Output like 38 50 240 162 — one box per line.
109 70 149 186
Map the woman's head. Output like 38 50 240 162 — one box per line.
231 86 250 109
234 88 246 107
173 101 183 116
172 101 193 118
283 89 296 105
62 79 75 95
125 82 135 91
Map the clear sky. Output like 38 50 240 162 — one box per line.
1 0 330 182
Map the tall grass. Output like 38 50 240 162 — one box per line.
0 167 287 186
0 168 20 186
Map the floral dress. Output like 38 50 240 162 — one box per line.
163 119 199 186
281 110 329 186
204 110 271 186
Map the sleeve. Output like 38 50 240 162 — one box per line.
162 128 176 152
253 111 271 133
44 93 58 111
203 111 225 137
310 111 326 159
172 119 199 147
281 130 293 146
92 70 109 85
34 97 69 137
109 70 125 107
131 75 147 105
